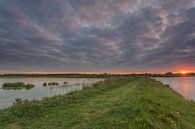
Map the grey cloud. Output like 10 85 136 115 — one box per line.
141 7 195 68
0 0 195 72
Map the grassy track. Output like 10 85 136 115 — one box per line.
0 77 195 129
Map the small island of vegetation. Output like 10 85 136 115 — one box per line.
42 82 59 87
2 82 34 90
42 82 47 87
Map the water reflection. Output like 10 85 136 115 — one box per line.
0 78 103 109
155 77 195 101
182 78 190 98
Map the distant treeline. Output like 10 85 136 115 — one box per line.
0 72 195 78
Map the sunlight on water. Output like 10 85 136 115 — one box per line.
155 77 195 101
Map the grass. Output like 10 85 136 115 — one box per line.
0 77 195 129
2 82 34 90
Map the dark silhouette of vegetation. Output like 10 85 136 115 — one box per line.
0 72 195 78
42 82 59 87
165 72 174 77
42 82 47 87
48 82 59 86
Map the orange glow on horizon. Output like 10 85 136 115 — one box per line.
180 70 190 75
173 65 195 74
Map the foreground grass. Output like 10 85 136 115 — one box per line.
0 77 195 129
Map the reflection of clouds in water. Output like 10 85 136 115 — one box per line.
0 78 103 109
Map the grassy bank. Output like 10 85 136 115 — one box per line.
0 77 195 129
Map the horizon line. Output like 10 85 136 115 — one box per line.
0 71 194 75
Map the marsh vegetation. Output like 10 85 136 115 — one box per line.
0 77 194 129
42 81 68 87
42 82 59 86
0 78 102 109
2 82 34 90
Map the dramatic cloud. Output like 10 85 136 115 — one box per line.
0 0 195 72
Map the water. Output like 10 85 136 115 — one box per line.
0 78 103 109
155 77 195 101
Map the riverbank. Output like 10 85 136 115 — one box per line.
0 77 195 129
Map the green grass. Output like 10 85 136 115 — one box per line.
2 82 34 90
0 77 195 129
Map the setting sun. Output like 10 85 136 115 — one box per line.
180 70 190 75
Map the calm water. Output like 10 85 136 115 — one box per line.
0 78 103 109
155 77 195 101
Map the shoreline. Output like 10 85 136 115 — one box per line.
0 77 195 129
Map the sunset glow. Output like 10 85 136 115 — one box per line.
0 1 195 128
180 70 190 75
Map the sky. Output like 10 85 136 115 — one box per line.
0 0 195 73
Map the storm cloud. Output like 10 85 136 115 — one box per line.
0 0 195 72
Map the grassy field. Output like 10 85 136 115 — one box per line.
0 77 195 129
